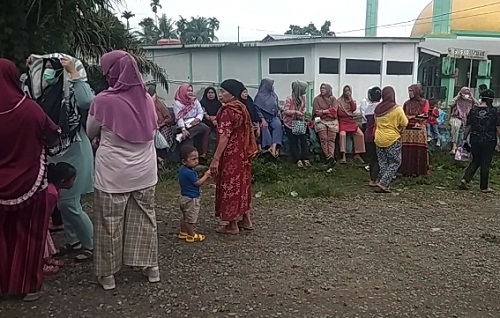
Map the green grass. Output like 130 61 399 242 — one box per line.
158 151 500 199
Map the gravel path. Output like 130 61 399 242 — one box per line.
1 189 500 318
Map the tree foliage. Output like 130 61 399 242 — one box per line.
136 15 220 45
0 0 168 89
285 21 335 36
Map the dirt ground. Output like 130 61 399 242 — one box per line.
1 187 500 318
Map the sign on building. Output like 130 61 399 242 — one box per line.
447 47 487 60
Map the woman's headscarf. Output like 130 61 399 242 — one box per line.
453 86 475 123
254 78 278 114
291 80 307 106
200 86 221 116
175 84 195 108
403 84 427 116
314 83 336 110
220 79 258 161
90 50 157 143
0 58 60 203
338 85 355 116
239 87 260 123
0 59 25 113
374 86 397 117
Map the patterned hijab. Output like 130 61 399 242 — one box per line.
403 84 427 116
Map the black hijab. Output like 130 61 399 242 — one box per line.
38 58 69 132
240 92 260 123
200 86 222 116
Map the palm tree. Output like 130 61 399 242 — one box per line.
150 0 161 26
0 0 168 90
137 17 159 45
176 16 219 44
121 10 135 29
158 14 177 39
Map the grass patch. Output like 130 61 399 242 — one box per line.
157 151 500 199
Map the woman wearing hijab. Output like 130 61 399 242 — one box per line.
0 58 60 301
460 89 500 192
24 53 94 262
254 78 283 157
239 87 261 141
400 84 429 177
337 85 365 164
283 80 311 167
174 84 210 160
87 50 160 291
200 86 221 129
374 86 408 193
364 86 382 186
450 87 476 155
313 83 338 163
210 79 258 235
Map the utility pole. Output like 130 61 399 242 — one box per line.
237 26 240 43
365 0 379 37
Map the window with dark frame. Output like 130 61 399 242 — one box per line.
269 57 305 74
345 59 381 75
386 61 414 75
319 57 340 74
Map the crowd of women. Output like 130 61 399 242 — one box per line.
1 48 499 301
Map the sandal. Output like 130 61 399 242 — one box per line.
178 232 188 239
340 159 347 164
237 221 255 231
481 188 494 193
54 242 82 257
74 249 93 262
375 184 391 193
45 258 64 267
459 180 468 190
303 160 312 167
297 160 304 168
43 264 60 275
185 233 206 243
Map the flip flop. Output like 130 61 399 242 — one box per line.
74 249 93 262
177 232 188 239
216 226 239 235
45 258 64 267
185 233 206 243
43 264 60 275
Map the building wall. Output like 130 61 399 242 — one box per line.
147 41 419 107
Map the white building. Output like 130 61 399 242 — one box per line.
144 36 422 110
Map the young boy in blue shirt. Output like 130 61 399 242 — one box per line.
177 146 211 243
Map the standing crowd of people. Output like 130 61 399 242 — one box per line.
1 49 499 302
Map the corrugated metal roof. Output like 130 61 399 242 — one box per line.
262 34 321 41
419 37 500 56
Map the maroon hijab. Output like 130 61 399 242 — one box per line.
0 59 60 202
374 86 397 117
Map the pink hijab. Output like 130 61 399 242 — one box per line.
90 50 157 143
174 84 196 120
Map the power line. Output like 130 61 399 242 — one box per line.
240 1 500 36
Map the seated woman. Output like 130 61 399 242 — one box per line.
254 78 283 157
173 84 210 160
200 86 221 129
239 87 261 142
283 80 311 168
313 83 338 163
337 85 365 164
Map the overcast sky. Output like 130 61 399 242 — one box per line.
118 0 432 41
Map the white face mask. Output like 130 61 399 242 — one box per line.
463 94 470 99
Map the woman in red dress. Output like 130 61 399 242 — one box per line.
210 79 258 235
337 85 366 164
0 59 60 301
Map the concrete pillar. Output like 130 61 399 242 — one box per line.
441 56 456 106
306 81 314 115
365 0 378 37
431 0 452 35
476 59 492 98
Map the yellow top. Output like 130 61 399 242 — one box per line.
411 0 500 37
374 106 409 148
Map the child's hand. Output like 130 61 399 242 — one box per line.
204 170 211 178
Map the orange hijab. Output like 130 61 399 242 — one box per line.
223 99 258 162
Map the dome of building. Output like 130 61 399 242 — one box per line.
411 0 500 37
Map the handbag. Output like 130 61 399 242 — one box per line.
454 146 471 162
291 99 307 135
154 130 169 149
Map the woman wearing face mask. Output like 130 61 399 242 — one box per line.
23 53 95 262
449 87 476 155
